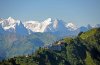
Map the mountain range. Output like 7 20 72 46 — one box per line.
0 17 100 35
0 17 100 60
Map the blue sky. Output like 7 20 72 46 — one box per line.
0 0 100 26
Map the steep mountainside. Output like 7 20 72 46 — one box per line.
0 28 100 65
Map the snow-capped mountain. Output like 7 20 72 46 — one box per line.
24 21 40 32
24 18 53 32
66 23 77 31
0 17 28 35
24 18 73 33
1 17 16 30
0 17 100 36
0 17 84 35
24 18 80 37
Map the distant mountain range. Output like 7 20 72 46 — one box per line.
0 17 100 35
0 17 100 60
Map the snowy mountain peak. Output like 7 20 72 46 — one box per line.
8 17 14 20
42 18 53 24
0 17 26 33
66 23 77 30
7 17 16 23
0 17 100 35
16 20 22 25
53 19 63 29
67 23 75 27
45 18 52 22
25 21 39 24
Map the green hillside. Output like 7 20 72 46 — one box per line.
0 28 100 65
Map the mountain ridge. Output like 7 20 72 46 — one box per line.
0 28 100 65
0 17 100 61
0 17 100 36
0 17 99 35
